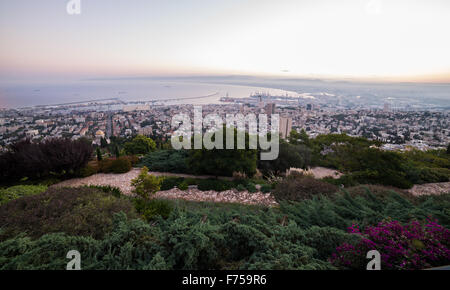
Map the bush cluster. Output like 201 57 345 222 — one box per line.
85 185 123 198
139 150 189 173
80 156 137 176
273 173 338 202
0 138 93 184
308 134 450 188
0 184 449 270
330 219 450 270
134 199 173 222
1 189 449 270
0 187 137 240
160 177 268 193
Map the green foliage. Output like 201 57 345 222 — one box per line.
322 174 358 188
0 190 449 270
311 133 379 151
109 157 132 174
178 181 189 190
0 187 137 240
196 179 235 192
187 128 258 177
160 176 269 193
131 167 163 199
404 149 450 169
289 129 311 147
79 162 98 177
260 184 272 193
124 135 156 155
258 140 312 175
403 149 450 184
160 177 186 191
134 199 173 221
273 174 339 202
98 156 133 174
100 137 108 148
139 150 189 173
0 185 47 205
246 182 257 193
306 133 449 188
86 185 123 198
96 147 103 161
301 226 362 260
114 145 121 158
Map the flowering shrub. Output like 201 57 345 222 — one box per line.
330 219 450 270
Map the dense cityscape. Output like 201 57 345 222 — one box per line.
1 93 448 152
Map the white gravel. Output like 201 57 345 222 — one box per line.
52 168 278 207
408 182 450 196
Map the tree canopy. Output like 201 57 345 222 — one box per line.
259 140 312 175
124 135 156 155
187 127 257 177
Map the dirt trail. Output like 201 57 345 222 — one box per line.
51 168 278 206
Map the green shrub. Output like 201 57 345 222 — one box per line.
139 150 188 173
160 177 185 191
0 185 47 205
98 158 113 173
246 183 257 193
98 156 133 174
308 134 450 188
178 181 189 190
273 174 338 202
196 179 234 191
301 226 361 259
0 187 137 240
134 199 173 221
110 157 132 174
86 185 123 198
323 174 358 188
235 184 247 192
260 184 272 193
344 185 414 201
417 167 450 184
0 192 448 270
131 167 163 199
79 163 98 177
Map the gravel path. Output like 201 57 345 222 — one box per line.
52 168 278 207
408 182 450 196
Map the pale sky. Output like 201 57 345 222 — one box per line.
1 0 450 82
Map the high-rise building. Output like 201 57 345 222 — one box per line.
279 117 293 139
265 103 276 115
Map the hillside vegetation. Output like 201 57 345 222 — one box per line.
0 184 448 270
